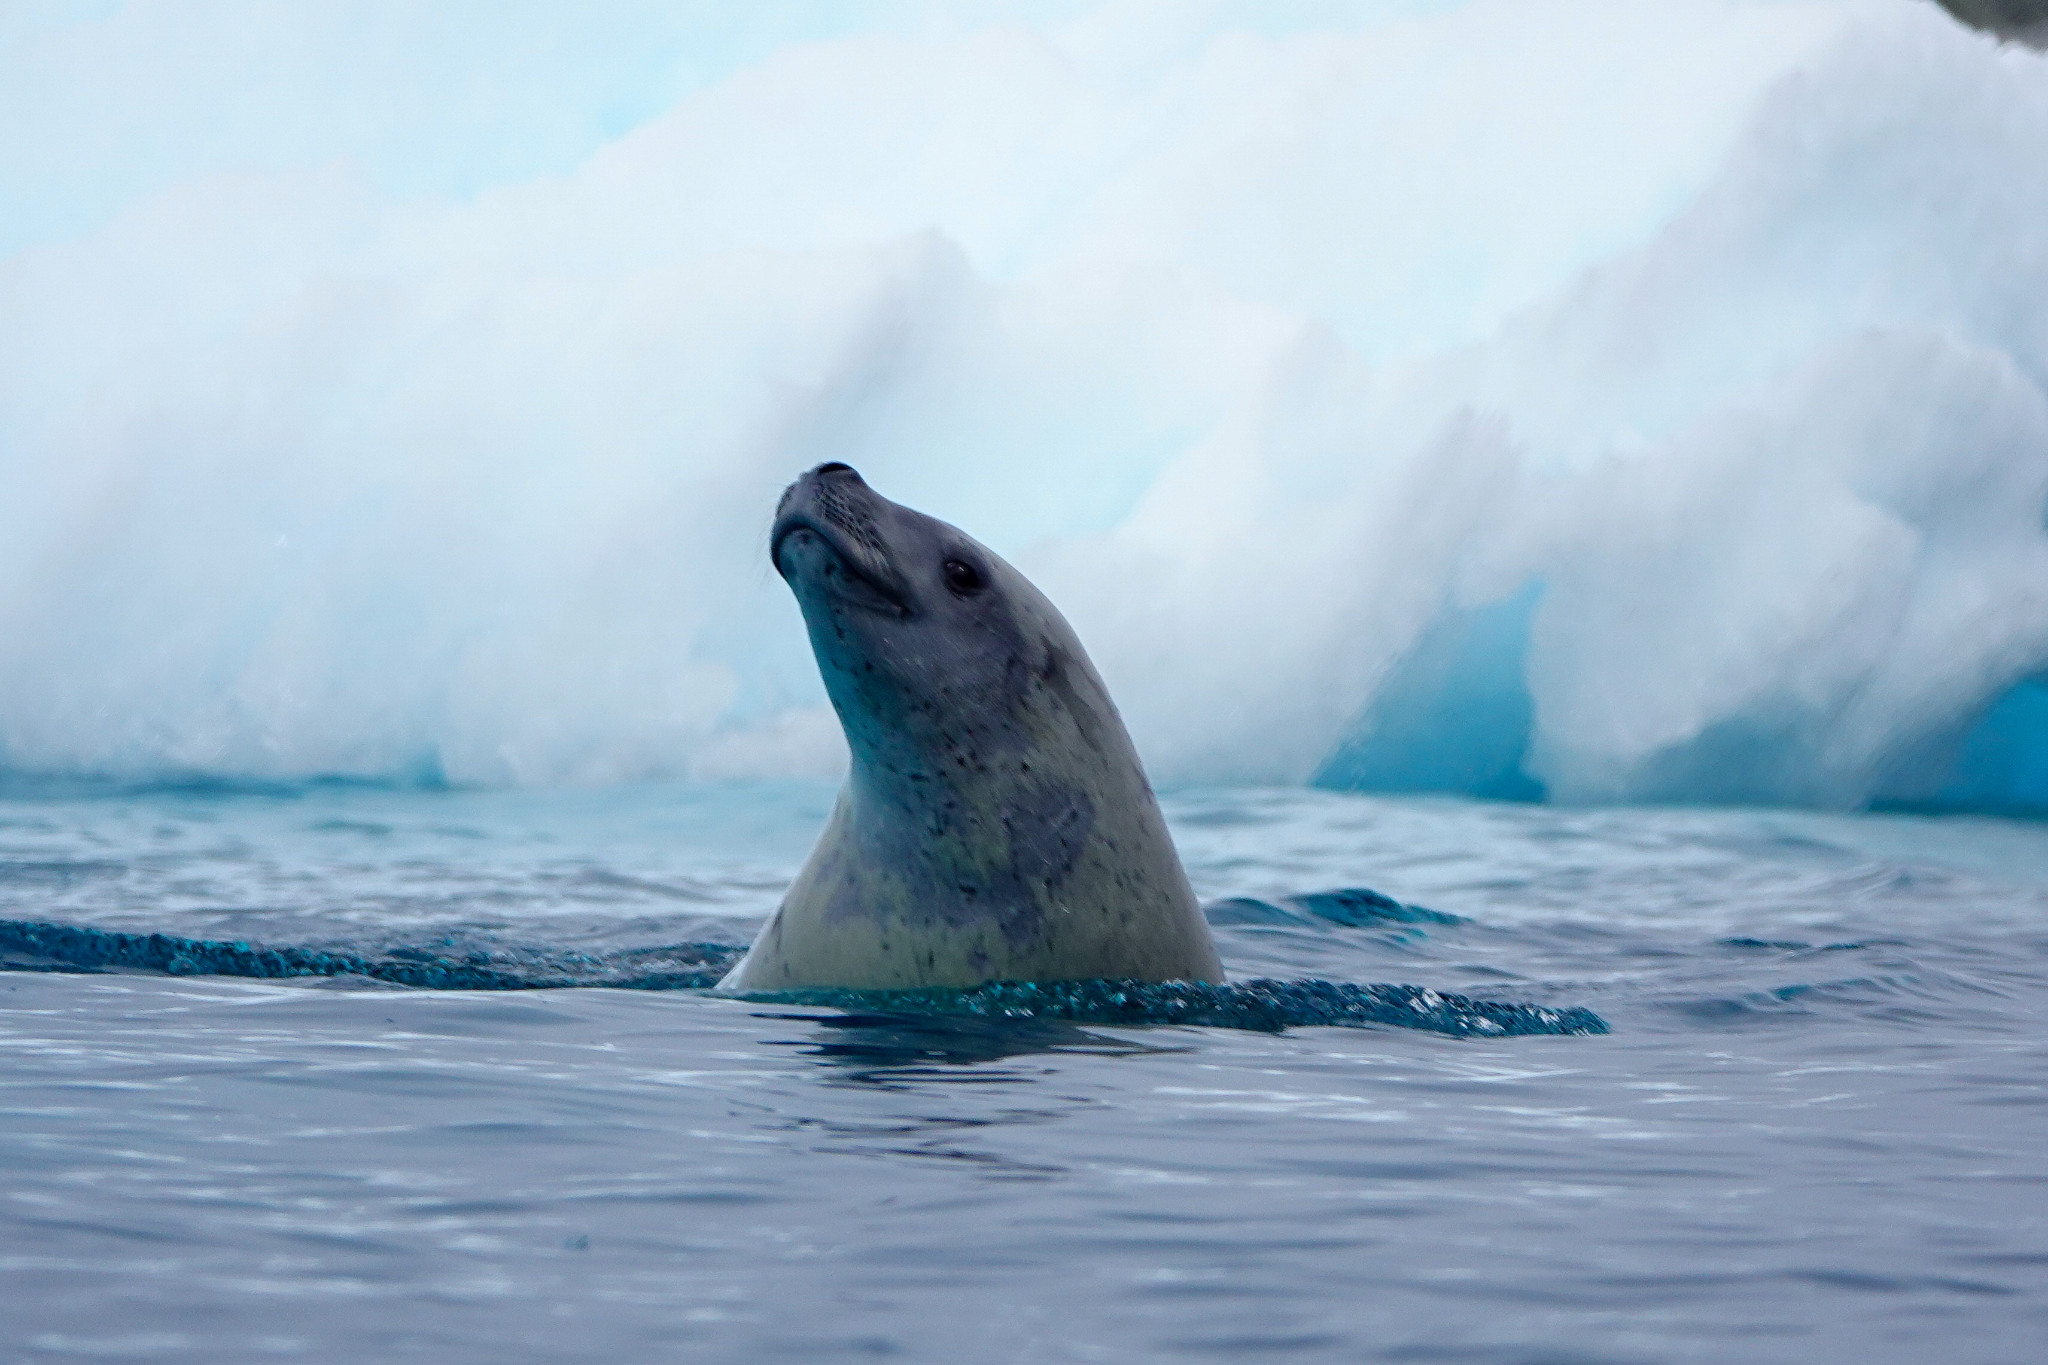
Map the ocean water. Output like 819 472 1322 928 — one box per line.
3 782 2045 1362
9 3 2048 1360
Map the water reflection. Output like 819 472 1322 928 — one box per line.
760 1008 1181 1082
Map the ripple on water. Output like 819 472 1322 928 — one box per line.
4 783 2048 1362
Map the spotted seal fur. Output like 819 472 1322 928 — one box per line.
717 463 1223 991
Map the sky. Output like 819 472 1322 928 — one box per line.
1 1 1488 258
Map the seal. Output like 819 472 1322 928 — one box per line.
717 462 1224 992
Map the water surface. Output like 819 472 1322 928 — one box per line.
3 783 2045 1362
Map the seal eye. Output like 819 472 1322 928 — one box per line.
942 559 985 595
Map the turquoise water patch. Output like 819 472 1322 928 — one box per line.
1927 676 2048 816
1315 584 1545 803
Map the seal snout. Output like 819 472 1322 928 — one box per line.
770 463 909 612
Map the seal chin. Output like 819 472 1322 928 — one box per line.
771 463 915 615
772 518 909 616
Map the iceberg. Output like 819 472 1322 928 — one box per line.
1 0 2044 813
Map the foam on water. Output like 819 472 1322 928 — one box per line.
6 1 2048 812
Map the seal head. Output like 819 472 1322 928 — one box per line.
718 463 1224 991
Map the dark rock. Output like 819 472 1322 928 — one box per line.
1935 0 2048 45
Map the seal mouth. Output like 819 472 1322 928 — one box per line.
771 512 910 616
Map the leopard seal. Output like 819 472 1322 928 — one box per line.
717 462 1224 992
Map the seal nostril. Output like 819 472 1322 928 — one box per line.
814 462 857 477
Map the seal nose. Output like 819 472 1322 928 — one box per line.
811 462 861 481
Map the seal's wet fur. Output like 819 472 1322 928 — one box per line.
718 464 1223 991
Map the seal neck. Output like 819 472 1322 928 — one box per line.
840 730 979 809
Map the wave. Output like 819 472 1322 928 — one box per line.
765 979 1606 1039
0 917 742 990
1205 887 1465 928
0 917 1605 1038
